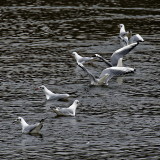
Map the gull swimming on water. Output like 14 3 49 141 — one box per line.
72 52 94 64
78 62 135 85
50 100 79 116
14 117 45 134
37 85 70 101
119 24 128 38
95 42 138 67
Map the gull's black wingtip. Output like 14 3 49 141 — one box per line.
40 117 47 123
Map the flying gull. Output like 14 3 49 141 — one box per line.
99 66 135 85
77 62 109 85
95 42 138 67
50 100 79 116
77 62 134 85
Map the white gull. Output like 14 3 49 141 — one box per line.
118 24 144 46
37 85 70 101
50 100 79 116
77 62 134 85
14 117 45 134
95 42 138 67
77 62 109 85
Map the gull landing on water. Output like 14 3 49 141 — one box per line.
14 117 45 134
77 62 109 85
77 62 135 86
72 52 94 64
50 100 79 117
99 66 135 85
37 85 70 101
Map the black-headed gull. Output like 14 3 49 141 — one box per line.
37 85 70 101
14 117 45 134
119 24 128 38
77 62 109 85
50 100 79 116
99 66 135 85
78 62 134 85
128 30 144 44
72 52 94 64
95 42 138 67
118 24 144 46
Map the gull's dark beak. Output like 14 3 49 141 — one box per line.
13 119 18 124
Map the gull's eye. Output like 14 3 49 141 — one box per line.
18 118 21 122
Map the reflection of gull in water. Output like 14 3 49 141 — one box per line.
95 42 138 67
118 24 144 46
78 62 135 85
77 62 109 85
36 85 70 101
50 100 79 116
72 52 94 64
14 117 45 134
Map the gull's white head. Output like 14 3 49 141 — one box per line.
119 24 125 29
72 52 77 55
14 117 27 126
16 117 23 123
39 85 45 89
72 52 78 56
74 100 80 105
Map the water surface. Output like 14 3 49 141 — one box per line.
0 0 160 159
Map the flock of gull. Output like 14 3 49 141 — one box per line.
14 24 144 134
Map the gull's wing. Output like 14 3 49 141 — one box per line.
24 119 45 134
24 123 42 133
52 107 73 116
59 108 73 116
95 54 112 67
100 67 135 84
79 57 94 63
77 62 97 84
111 42 138 66
130 34 144 44
51 94 69 100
